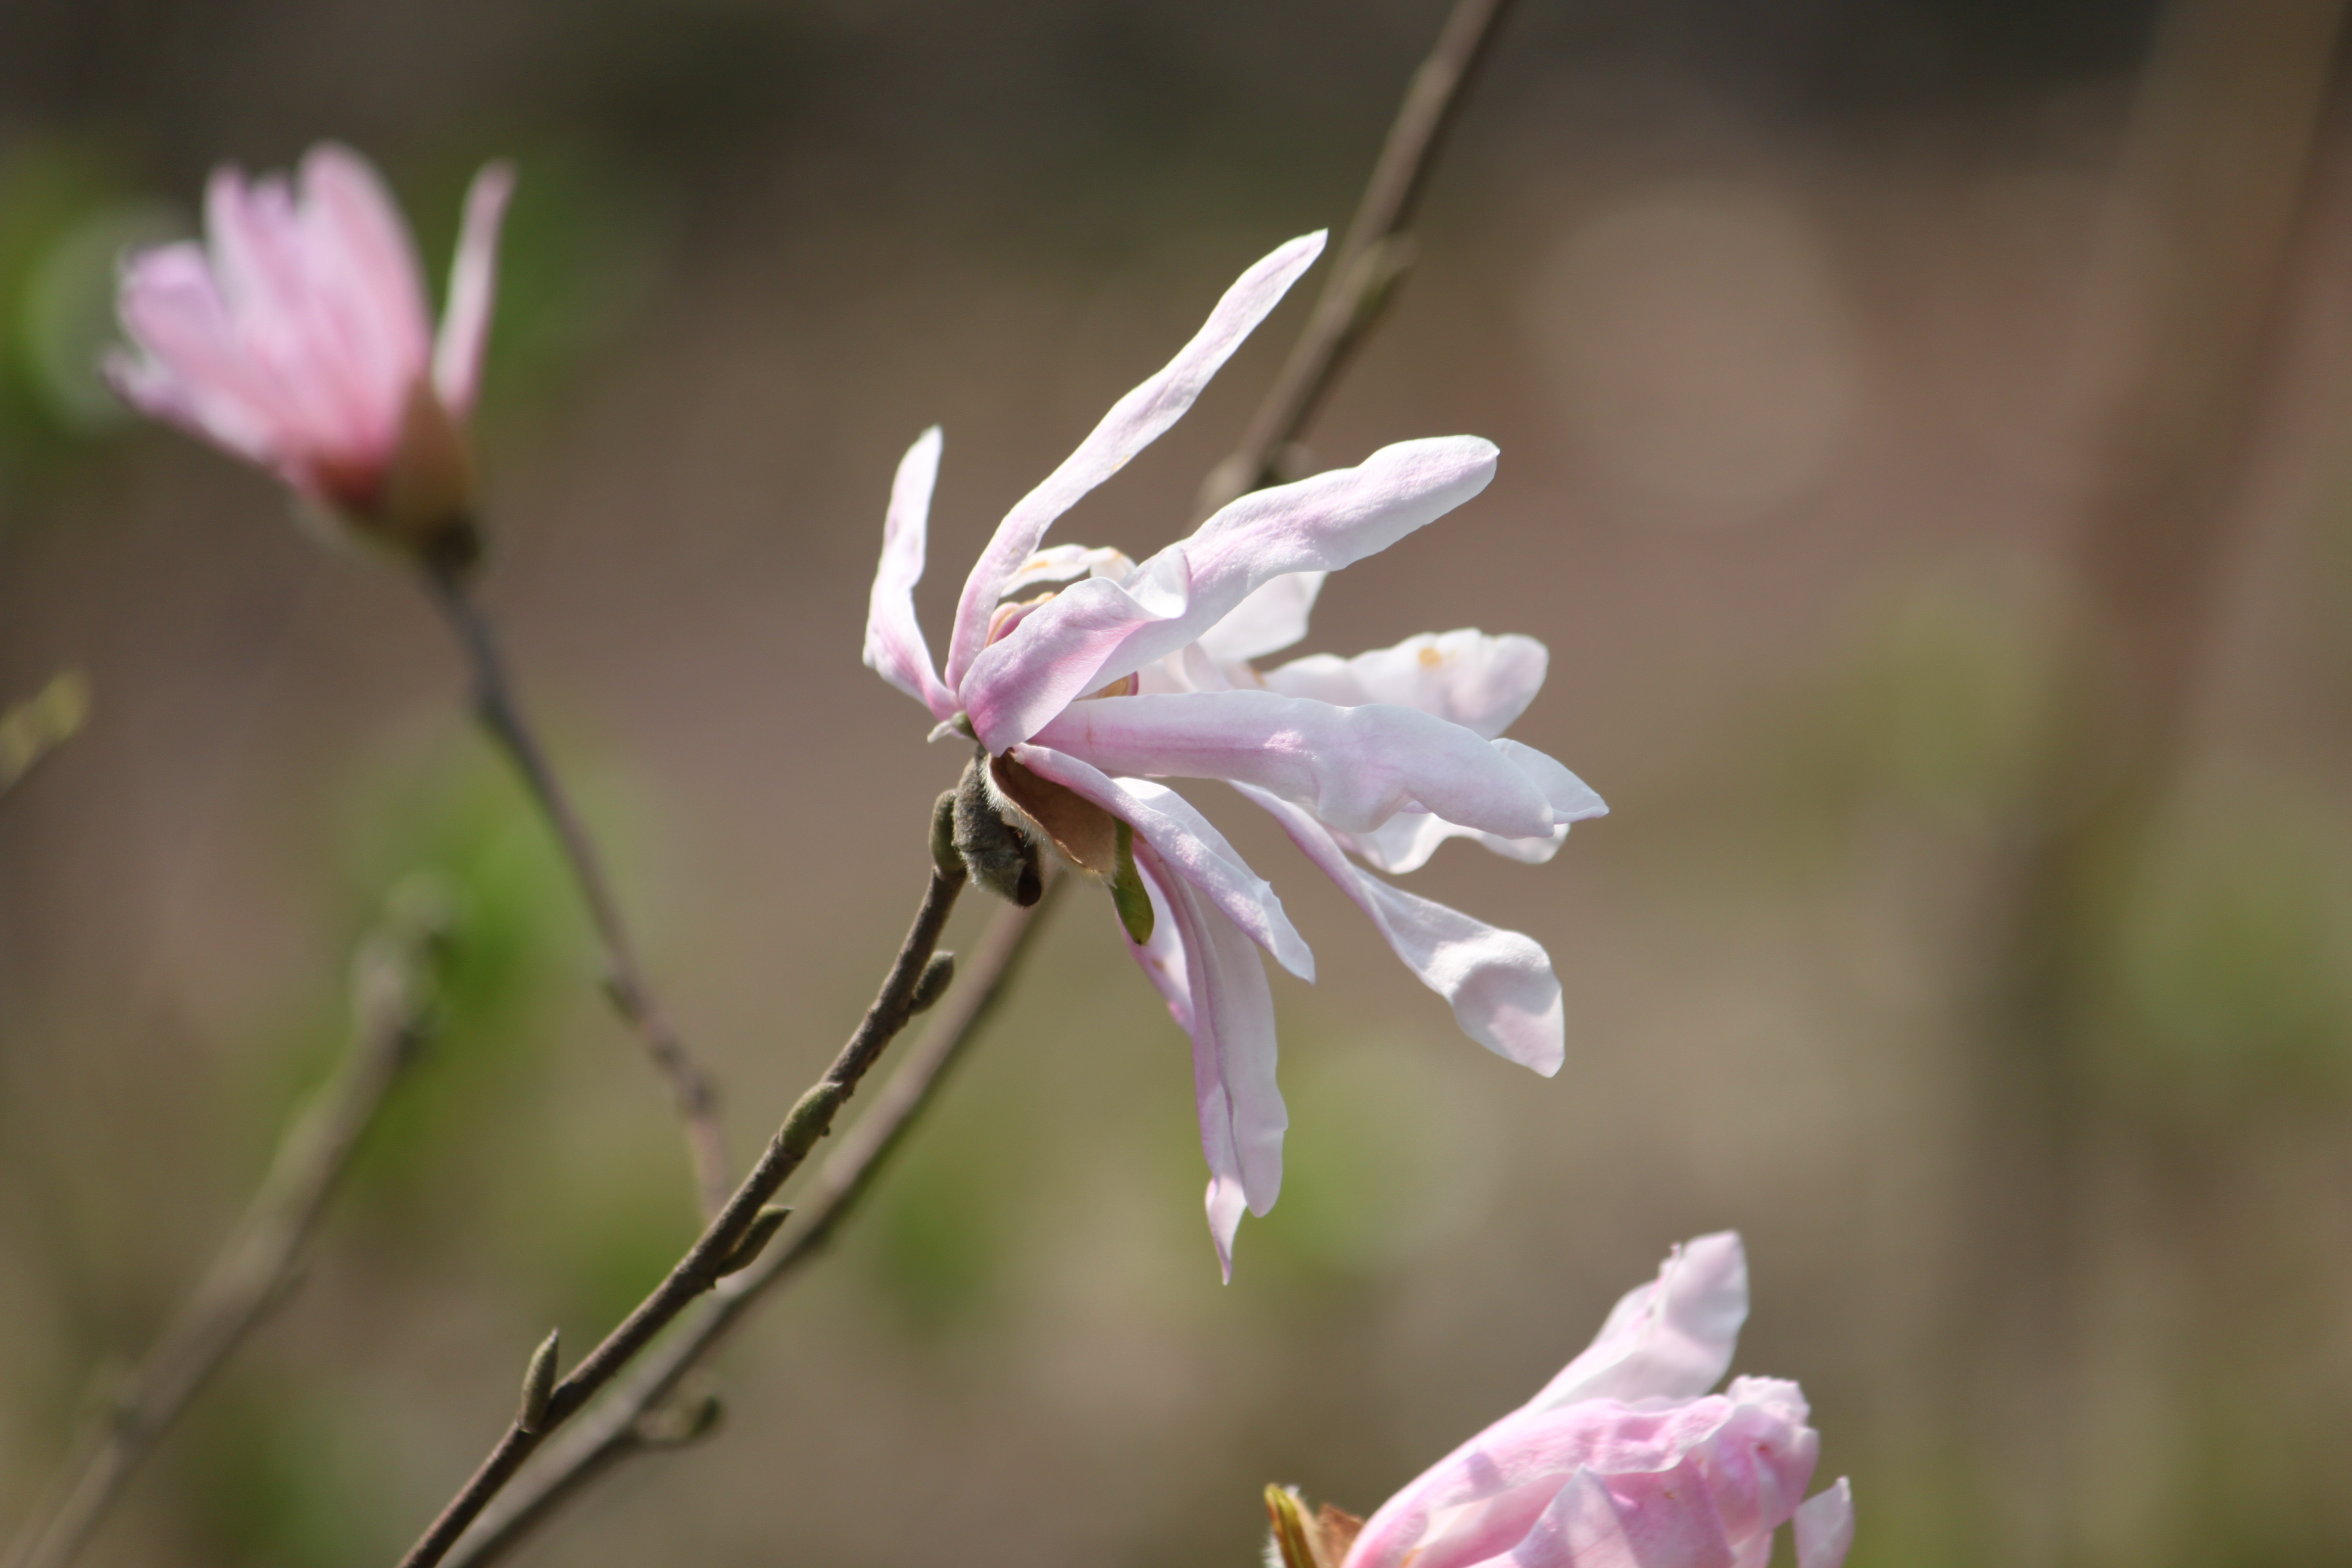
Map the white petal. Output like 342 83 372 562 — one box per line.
1008 743 1314 980
1261 630 1549 740
1237 783 1563 1074
432 159 517 417
863 428 959 718
1195 570 1326 665
942 232 1326 688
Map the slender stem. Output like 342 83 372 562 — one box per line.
1 886 450 1568
1194 0 1516 519
442 880 1063 1568
393 858 969 1568
418 557 732 1218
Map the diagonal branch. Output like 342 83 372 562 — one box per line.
1 878 453 1568
1194 0 1518 519
441 879 1065 1568
418 556 732 1217
392 820 972 1568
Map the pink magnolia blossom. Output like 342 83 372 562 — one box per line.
108 143 514 563
1272 1233 1854 1568
862 231 1606 1275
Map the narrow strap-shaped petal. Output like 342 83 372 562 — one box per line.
1523 1233 1748 1413
205 167 374 456
1009 743 1314 980
1121 857 1192 1031
1261 630 1550 741
432 158 518 417
1237 782 1564 1074
1138 840 1287 1280
941 231 1326 689
1343 812 1568 875
299 143 434 437
863 428 960 718
963 436 1498 748
1792 1480 1854 1568
1029 689 1561 838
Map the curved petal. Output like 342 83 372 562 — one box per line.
1008 743 1313 980
864 428 959 717
963 437 1499 748
1195 569 1325 664
431 158 517 416
1140 841 1287 1279
998 542 1136 595
1237 783 1563 1074
1344 813 1569 876
299 142 433 438
1261 630 1548 740
943 231 1326 687
205 166 372 456
1523 1233 1748 1414
1793 1480 1854 1568
1029 689 1560 838
1121 856 1192 1030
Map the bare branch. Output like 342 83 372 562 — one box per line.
441 880 1064 1568
392 845 971 1568
1194 0 1516 519
418 557 732 1217
1 877 453 1568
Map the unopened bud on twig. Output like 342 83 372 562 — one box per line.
909 951 956 1015
931 788 963 880
518 1329 561 1432
715 1206 791 1277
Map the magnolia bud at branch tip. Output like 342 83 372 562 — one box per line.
715 1206 791 1277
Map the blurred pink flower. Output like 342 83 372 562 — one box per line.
1274 1233 1853 1568
863 231 1605 1275
108 143 514 562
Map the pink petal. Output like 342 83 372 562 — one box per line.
1523 1233 1748 1414
1509 1463 1736 1568
1237 783 1564 1074
1260 630 1549 741
1194 569 1325 664
110 244 285 463
1029 689 1559 838
863 428 959 718
1792 1480 1854 1568
1009 743 1314 980
205 165 377 458
1140 840 1287 1279
298 143 434 435
962 436 1498 748
431 158 517 416
941 231 1326 689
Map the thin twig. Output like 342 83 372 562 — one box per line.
1194 0 1517 519
418 556 732 1217
1 879 453 1568
393 848 969 1568
441 880 1065 1568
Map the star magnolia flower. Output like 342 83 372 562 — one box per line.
1267 1233 1856 1568
864 231 1606 1276
108 142 515 566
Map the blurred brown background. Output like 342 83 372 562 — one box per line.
6 0 2352 1565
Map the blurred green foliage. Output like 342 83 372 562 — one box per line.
2108 772 2352 1101
177 1378 398 1568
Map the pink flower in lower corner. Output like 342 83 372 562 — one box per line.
861 230 1606 1277
1268 1233 1855 1568
108 142 514 564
